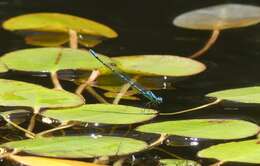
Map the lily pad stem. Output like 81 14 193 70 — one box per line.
2 116 35 139
210 161 225 166
86 86 109 103
26 108 40 137
159 98 221 116
51 72 63 90
37 123 76 137
69 29 78 49
113 76 140 105
75 70 100 95
189 29 220 59
149 133 168 147
153 147 184 159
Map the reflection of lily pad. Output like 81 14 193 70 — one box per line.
207 86 260 104
3 13 118 38
0 79 84 110
42 104 157 124
1 136 148 158
1 48 111 74
136 119 259 140
112 55 206 76
173 4 260 30
198 139 260 164
160 159 201 166
25 33 69 47
9 155 105 166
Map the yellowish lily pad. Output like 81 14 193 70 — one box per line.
3 13 118 38
173 4 260 30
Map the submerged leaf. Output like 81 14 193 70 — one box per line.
3 13 117 38
136 119 259 140
1 48 111 74
1 136 148 158
207 86 260 104
198 139 260 164
8 155 106 166
160 159 201 166
112 55 206 76
0 79 84 109
42 104 157 124
103 91 140 101
173 4 260 30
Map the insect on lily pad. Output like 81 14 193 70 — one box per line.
2 13 118 48
173 4 260 58
0 48 111 89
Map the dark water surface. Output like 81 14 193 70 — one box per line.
1 0 260 165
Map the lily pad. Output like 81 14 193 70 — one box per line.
136 119 259 140
112 55 206 76
8 155 106 166
173 4 260 30
198 139 260 164
41 104 157 125
3 13 118 38
0 61 8 73
207 86 260 104
1 136 148 158
1 47 111 74
0 79 84 110
160 159 201 166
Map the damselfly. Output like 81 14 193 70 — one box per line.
89 49 163 105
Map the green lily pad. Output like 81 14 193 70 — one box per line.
160 159 201 166
112 55 206 76
41 104 157 124
25 32 69 47
207 86 260 104
0 79 84 110
3 13 118 38
0 61 8 73
198 139 260 164
136 119 259 140
173 4 260 30
1 47 111 74
1 136 148 158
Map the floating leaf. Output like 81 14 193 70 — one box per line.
173 4 260 30
3 13 118 38
8 155 106 166
0 61 8 73
207 86 260 104
0 79 84 110
136 119 259 140
1 136 148 158
1 48 111 74
25 32 69 47
112 55 206 76
198 139 260 164
42 104 157 124
160 159 201 166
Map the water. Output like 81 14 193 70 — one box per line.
1 0 260 165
